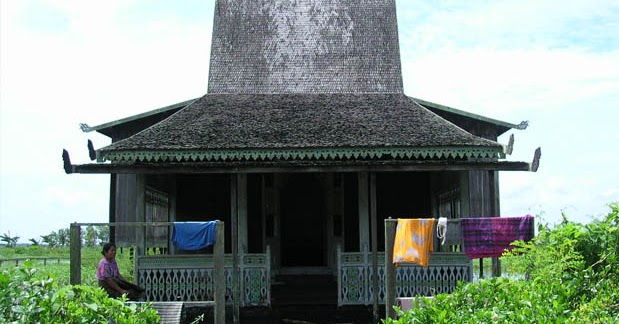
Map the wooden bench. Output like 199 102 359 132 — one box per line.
128 299 214 323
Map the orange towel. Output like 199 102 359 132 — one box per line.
393 218 436 267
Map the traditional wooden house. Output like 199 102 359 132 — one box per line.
65 0 539 320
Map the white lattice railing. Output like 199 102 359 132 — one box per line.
337 245 471 306
136 248 270 306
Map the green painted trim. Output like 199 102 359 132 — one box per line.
98 146 504 163
81 98 200 133
410 97 528 130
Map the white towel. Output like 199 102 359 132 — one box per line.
437 217 448 245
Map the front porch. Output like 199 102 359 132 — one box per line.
128 245 470 307
67 168 506 321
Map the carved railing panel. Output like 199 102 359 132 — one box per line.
137 250 270 306
338 246 471 305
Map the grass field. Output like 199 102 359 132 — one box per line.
0 245 135 286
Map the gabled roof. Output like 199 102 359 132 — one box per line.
97 93 504 164
80 98 198 138
412 97 528 136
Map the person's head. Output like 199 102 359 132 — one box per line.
101 242 117 260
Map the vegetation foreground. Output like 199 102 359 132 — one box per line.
1 204 617 323
385 203 619 323
0 244 156 323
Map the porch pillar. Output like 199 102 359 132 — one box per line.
384 218 397 319
133 174 146 286
135 174 146 257
109 174 116 243
238 174 248 254
489 170 501 277
459 171 471 218
230 174 240 324
358 172 370 251
168 175 177 255
459 171 474 281
214 221 226 324
370 172 379 323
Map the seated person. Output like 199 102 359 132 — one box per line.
97 242 145 301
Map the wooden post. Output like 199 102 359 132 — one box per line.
70 223 81 285
214 221 225 324
109 174 117 243
230 174 240 324
358 172 370 252
370 172 379 323
135 174 146 283
490 170 502 277
237 173 248 310
168 175 177 255
238 174 248 255
384 218 397 319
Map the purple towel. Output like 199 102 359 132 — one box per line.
461 215 534 259
171 221 218 250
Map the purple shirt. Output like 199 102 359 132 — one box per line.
96 258 119 280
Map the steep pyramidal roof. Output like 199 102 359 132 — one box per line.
208 0 403 94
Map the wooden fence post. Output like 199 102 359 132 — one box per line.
70 223 81 285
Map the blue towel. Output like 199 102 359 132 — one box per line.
171 221 218 250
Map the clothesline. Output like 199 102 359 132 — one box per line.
389 215 534 266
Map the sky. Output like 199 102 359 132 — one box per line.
1 0 618 243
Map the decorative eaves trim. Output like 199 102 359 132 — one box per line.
98 146 504 163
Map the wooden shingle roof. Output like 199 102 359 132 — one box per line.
97 94 504 163
208 0 402 94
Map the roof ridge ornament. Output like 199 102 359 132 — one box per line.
62 149 73 174
506 134 514 155
79 123 92 133
516 120 529 130
87 140 97 161
531 147 541 172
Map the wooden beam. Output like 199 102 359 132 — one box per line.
70 161 532 174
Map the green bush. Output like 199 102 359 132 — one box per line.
0 261 159 323
384 203 619 323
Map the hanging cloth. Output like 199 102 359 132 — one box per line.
393 218 437 267
437 217 448 245
461 215 534 259
171 221 218 250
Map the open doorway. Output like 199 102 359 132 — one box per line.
280 173 326 267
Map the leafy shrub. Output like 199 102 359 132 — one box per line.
0 261 159 323
384 203 619 323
